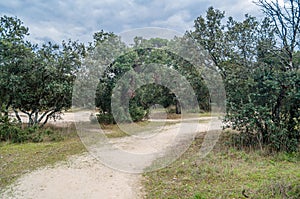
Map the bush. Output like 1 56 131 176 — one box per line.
96 102 147 124
0 115 25 143
129 103 146 122
0 115 64 143
97 113 116 124
225 68 300 152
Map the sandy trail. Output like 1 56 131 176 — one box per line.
2 154 143 199
2 111 222 199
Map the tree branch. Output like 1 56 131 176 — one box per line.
41 110 57 127
13 108 22 124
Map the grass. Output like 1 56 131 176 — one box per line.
147 107 220 120
0 119 178 193
3 118 297 198
100 120 177 138
163 112 219 120
143 133 300 199
0 125 86 191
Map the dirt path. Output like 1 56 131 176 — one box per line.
2 111 222 199
2 154 143 199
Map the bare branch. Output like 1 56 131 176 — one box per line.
255 0 300 69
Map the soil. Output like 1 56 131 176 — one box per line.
1 111 221 199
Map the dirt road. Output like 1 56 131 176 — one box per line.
2 154 143 199
2 111 222 199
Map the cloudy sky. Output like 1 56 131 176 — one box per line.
0 0 264 44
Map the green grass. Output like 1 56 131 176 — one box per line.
143 134 300 199
0 127 85 191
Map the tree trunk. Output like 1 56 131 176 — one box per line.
13 109 22 124
34 111 39 125
41 110 56 127
175 100 181 114
273 85 286 124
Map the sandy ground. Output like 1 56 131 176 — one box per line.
2 154 143 199
2 111 222 199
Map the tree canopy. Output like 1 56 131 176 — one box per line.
189 3 300 152
0 16 85 127
0 1 299 151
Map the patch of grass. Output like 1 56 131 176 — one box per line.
149 108 220 120
100 123 128 138
0 126 85 191
165 112 220 120
101 121 177 138
143 133 300 199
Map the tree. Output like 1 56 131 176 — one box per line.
224 4 300 151
190 7 227 77
190 6 300 151
0 15 30 117
93 35 209 123
225 14 259 70
256 0 300 131
255 0 300 70
255 0 300 126
0 15 85 127
11 40 85 127
73 30 126 109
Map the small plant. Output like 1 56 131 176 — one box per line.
193 193 207 199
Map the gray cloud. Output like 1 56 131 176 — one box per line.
0 0 262 44
151 10 193 33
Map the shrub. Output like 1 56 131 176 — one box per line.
129 103 147 122
97 113 116 124
0 115 25 143
225 68 300 152
0 115 64 143
96 102 147 124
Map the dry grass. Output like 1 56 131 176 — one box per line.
0 125 86 191
100 120 177 138
143 133 300 199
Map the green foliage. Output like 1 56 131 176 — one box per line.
129 102 147 122
0 114 63 143
97 113 116 124
191 7 226 77
0 15 85 127
1 3 299 153
193 193 207 199
94 35 209 124
226 57 300 152
191 6 300 152
11 40 84 127
0 16 31 117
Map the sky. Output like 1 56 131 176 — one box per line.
0 0 264 44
